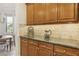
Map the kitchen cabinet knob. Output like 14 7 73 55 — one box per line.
63 50 66 52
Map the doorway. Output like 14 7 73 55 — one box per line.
6 16 14 34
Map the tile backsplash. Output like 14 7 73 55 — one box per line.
19 24 79 40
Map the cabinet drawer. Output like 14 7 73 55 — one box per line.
65 47 79 56
39 48 53 56
54 45 79 56
39 41 53 50
21 39 28 43
54 52 69 56
28 39 38 46
54 45 67 53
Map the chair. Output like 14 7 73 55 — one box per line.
9 35 15 46
0 39 9 51
13 35 15 46
0 35 15 51
0 35 2 38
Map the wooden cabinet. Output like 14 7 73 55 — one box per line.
38 41 53 56
33 3 57 24
54 52 68 56
20 37 79 56
33 4 46 24
27 3 78 25
27 4 34 25
20 38 28 56
45 4 57 23
28 39 39 56
58 3 77 22
39 41 54 50
39 48 53 56
54 45 79 56
28 45 38 56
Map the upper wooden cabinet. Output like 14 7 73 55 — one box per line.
33 3 58 24
27 3 78 25
45 4 57 23
33 4 46 24
58 3 77 22
27 4 34 25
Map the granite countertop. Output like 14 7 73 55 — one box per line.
20 35 79 49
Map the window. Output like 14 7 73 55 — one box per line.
6 16 14 33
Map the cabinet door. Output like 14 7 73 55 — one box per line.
20 39 28 56
33 3 46 24
39 48 53 56
58 3 76 22
28 45 38 56
45 4 57 23
27 4 34 25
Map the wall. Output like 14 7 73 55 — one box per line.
15 3 26 56
19 24 79 41
16 3 26 25
0 21 6 35
0 3 15 35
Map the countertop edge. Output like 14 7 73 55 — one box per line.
20 36 79 50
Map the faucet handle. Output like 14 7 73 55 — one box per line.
44 29 52 35
28 26 34 30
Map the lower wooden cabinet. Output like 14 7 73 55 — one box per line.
39 48 53 56
28 39 39 56
28 45 38 56
20 37 79 56
54 45 79 56
28 40 54 56
20 37 54 56
54 52 69 56
20 38 28 56
38 41 54 56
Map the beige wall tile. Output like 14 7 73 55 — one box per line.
19 24 79 40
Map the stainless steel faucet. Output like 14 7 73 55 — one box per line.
44 29 52 40
27 26 34 38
